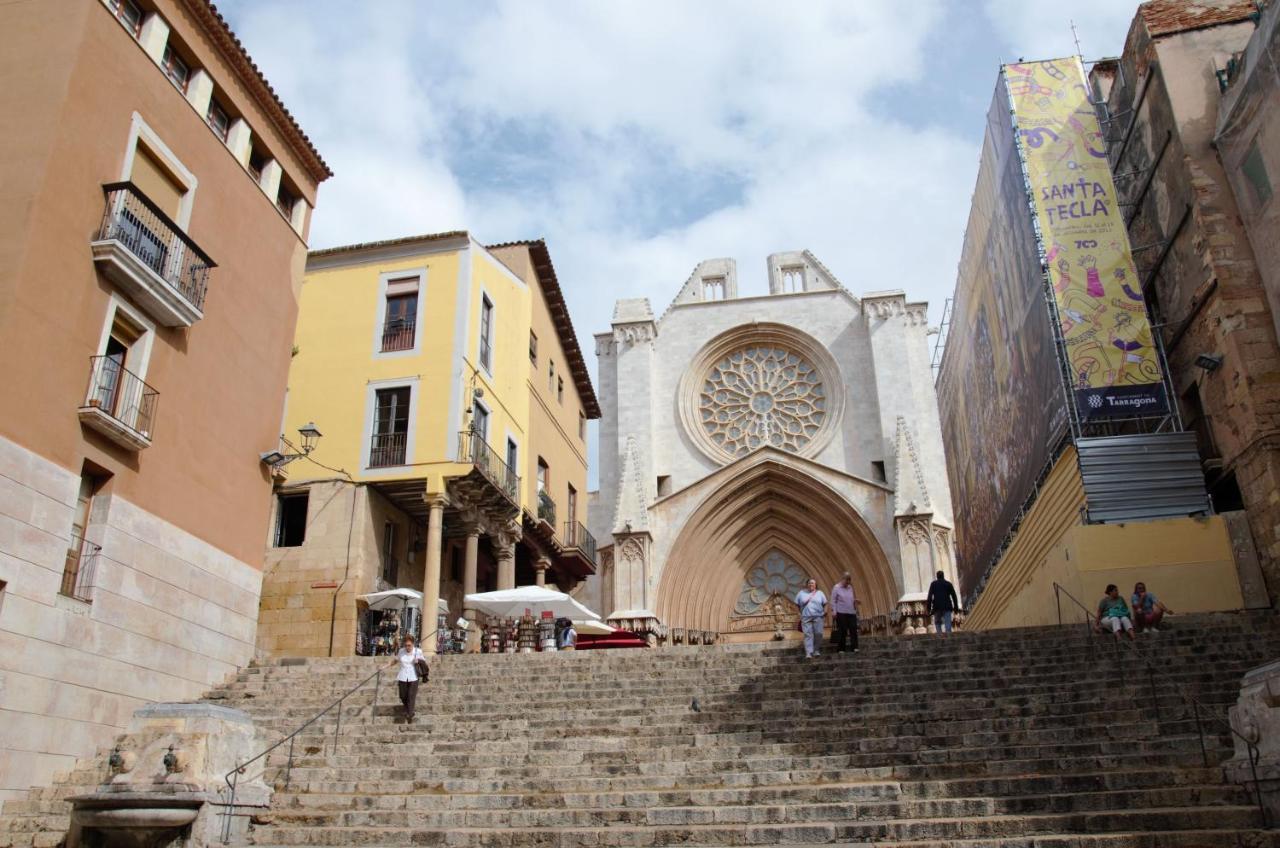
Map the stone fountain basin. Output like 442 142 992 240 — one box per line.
70 791 203 829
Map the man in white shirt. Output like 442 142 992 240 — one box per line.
831 573 860 653
794 578 828 659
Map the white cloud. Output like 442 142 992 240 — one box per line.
981 0 1138 61
221 0 999 484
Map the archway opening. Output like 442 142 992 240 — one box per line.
656 459 898 641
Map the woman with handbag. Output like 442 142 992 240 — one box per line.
394 634 428 723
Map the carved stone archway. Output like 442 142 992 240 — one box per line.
656 459 898 640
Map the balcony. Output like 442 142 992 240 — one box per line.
369 432 407 468
453 431 520 515
90 182 216 327
381 318 416 353
563 521 598 565
78 355 158 450
537 490 557 526
60 534 102 603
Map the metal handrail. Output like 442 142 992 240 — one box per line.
218 636 435 843
1052 582 1269 828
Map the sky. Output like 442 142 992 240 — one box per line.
218 0 1140 486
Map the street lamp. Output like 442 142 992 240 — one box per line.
260 423 324 470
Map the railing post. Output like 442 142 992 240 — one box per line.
1250 742 1270 829
1055 584 1062 626
332 697 343 756
284 735 296 789
221 766 238 844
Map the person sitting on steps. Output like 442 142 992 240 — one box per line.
1095 584 1136 642
1131 582 1172 633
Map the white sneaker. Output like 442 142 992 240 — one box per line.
1148 627 1159 633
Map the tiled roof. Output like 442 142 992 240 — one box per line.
488 240 602 420
308 231 469 258
191 1 333 182
1138 0 1258 37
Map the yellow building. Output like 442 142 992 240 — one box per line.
258 233 600 657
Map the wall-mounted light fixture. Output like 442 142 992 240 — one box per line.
1194 354 1223 372
260 422 323 470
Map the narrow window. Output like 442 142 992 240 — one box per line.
206 96 230 142
557 376 564 404
1242 139 1273 207
506 438 518 472
370 387 410 467
381 277 419 353
109 0 144 36
61 469 109 600
274 491 308 547
567 484 578 524
161 44 190 92
472 403 489 443
381 521 398 584
248 147 268 184
578 412 586 440
702 276 726 300
478 295 494 371
536 458 549 493
871 461 886 483
657 475 672 497
0 578 7 618
276 180 298 219
548 359 556 393
529 331 538 364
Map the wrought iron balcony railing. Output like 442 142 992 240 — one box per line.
537 490 557 526
457 431 520 504
563 521 598 564
80 355 159 446
369 431 407 468
96 182 215 313
60 534 102 602
380 318 416 353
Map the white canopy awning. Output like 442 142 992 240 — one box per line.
464 586 600 621
359 588 448 613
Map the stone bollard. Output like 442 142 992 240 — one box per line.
1224 659 1280 828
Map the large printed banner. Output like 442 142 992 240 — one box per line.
1005 58 1168 421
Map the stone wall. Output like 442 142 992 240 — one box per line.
0 436 261 806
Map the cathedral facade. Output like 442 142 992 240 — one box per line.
586 252 957 642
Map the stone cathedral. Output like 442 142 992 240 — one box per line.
585 251 958 643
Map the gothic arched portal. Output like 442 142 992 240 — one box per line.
655 459 898 640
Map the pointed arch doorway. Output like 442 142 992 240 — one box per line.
655 458 898 643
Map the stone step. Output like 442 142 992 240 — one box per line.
247 805 1265 846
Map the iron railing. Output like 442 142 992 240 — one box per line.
380 318 416 352
457 431 519 503
368 432 407 468
563 521 598 563
537 490 557 525
83 355 159 439
1052 582 1269 828
97 182 215 311
59 534 102 602
219 650 431 843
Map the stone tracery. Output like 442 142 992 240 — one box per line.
700 347 827 457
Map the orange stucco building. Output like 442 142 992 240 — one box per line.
0 0 329 802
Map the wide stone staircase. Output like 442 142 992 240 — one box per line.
4 613 1280 847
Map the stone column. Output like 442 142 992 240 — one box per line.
496 537 517 590
462 524 480 617
534 555 552 587
422 494 448 648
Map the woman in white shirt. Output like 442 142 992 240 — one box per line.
395 635 426 722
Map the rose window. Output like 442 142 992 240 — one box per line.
699 346 827 457
735 550 807 616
